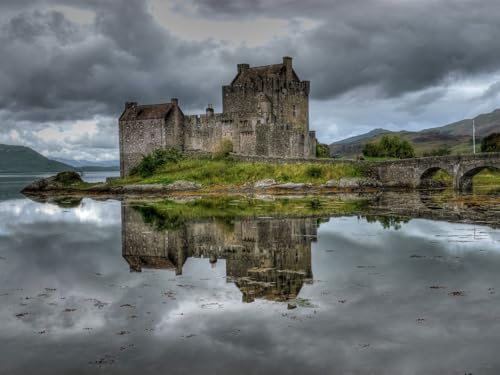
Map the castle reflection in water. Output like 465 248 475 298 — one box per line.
121 204 318 303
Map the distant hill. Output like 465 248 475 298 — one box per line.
330 108 500 158
54 158 119 169
332 128 393 145
0 144 75 173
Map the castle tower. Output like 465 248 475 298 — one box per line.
222 56 310 131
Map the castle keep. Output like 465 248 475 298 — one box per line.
119 57 316 176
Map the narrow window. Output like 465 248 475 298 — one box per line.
293 105 297 118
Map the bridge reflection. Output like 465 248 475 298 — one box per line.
121 204 318 303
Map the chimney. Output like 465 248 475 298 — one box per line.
171 98 178 106
283 56 293 81
237 63 250 74
206 104 214 117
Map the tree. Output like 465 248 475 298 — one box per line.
422 145 451 157
316 143 331 158
481 133 500 153
362 135 415 159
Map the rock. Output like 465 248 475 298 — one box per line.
287 302 297 310
22 171 82 192
323 179 340 188
254 179 277 189
119 181 201 194
121 184 164 193
358 178 382 188
273 182 312 190
322 177 382 189
337 177 363 189
165 180 201 191
89 183 111 192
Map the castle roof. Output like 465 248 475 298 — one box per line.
120 103 174 121
231 62 300 86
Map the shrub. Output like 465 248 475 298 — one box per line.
54 171 83 185
481 133 500 152
306 165 323 178
316 143 331 158
131 148 182 177
213 139 233 160
422 145 451 157
362 135 415 159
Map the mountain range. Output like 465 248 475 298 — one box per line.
330 108 500 158
53 158 119 168
0 144 118 173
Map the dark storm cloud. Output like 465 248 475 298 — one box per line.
1 0 500 156
0 0 233 123
177 0 500 99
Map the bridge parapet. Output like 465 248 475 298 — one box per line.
369 152 500 191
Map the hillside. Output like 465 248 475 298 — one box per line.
54 158 119 169
330 108 500 158
0 144 74 173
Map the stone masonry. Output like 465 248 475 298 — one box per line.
119 57 316 176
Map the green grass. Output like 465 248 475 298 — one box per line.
431 169 453 186
473 168 500 194
112 157 363 188
134 195 370 229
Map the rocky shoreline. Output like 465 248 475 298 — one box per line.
20 171 391 198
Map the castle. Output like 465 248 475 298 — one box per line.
121 204 315 303
119 57 317 176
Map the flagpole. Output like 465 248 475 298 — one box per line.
473 119 476 154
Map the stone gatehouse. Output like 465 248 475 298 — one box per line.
119 57 317 176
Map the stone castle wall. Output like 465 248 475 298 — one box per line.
119 57 317 176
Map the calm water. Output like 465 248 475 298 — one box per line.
1 176 500 374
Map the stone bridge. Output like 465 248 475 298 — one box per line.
371 152 500 191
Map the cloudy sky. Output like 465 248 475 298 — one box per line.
1 0 500 161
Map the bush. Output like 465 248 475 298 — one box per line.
54 171 83 185
131 148 182 177
362 135 415 159
306 165 323 178
422 145 451 157
316 143 330 158
481 133 500 153
213 139 233 160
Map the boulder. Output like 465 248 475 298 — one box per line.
119 181 201 193
274 182 313 190
165 180 201 191
121 184 165 193
254 179 277 189
287 302 297 310
322 177 382 189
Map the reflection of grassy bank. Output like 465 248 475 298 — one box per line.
429 168 500 194
113 158 363 188
431 170 453 186
134 195 370 229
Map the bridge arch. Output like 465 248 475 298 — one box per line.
458 166 499 192
418 166 454 189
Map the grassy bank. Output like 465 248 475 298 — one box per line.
113 157 363 188
474 168 500 194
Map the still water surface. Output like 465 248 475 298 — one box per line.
0 174 499 374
